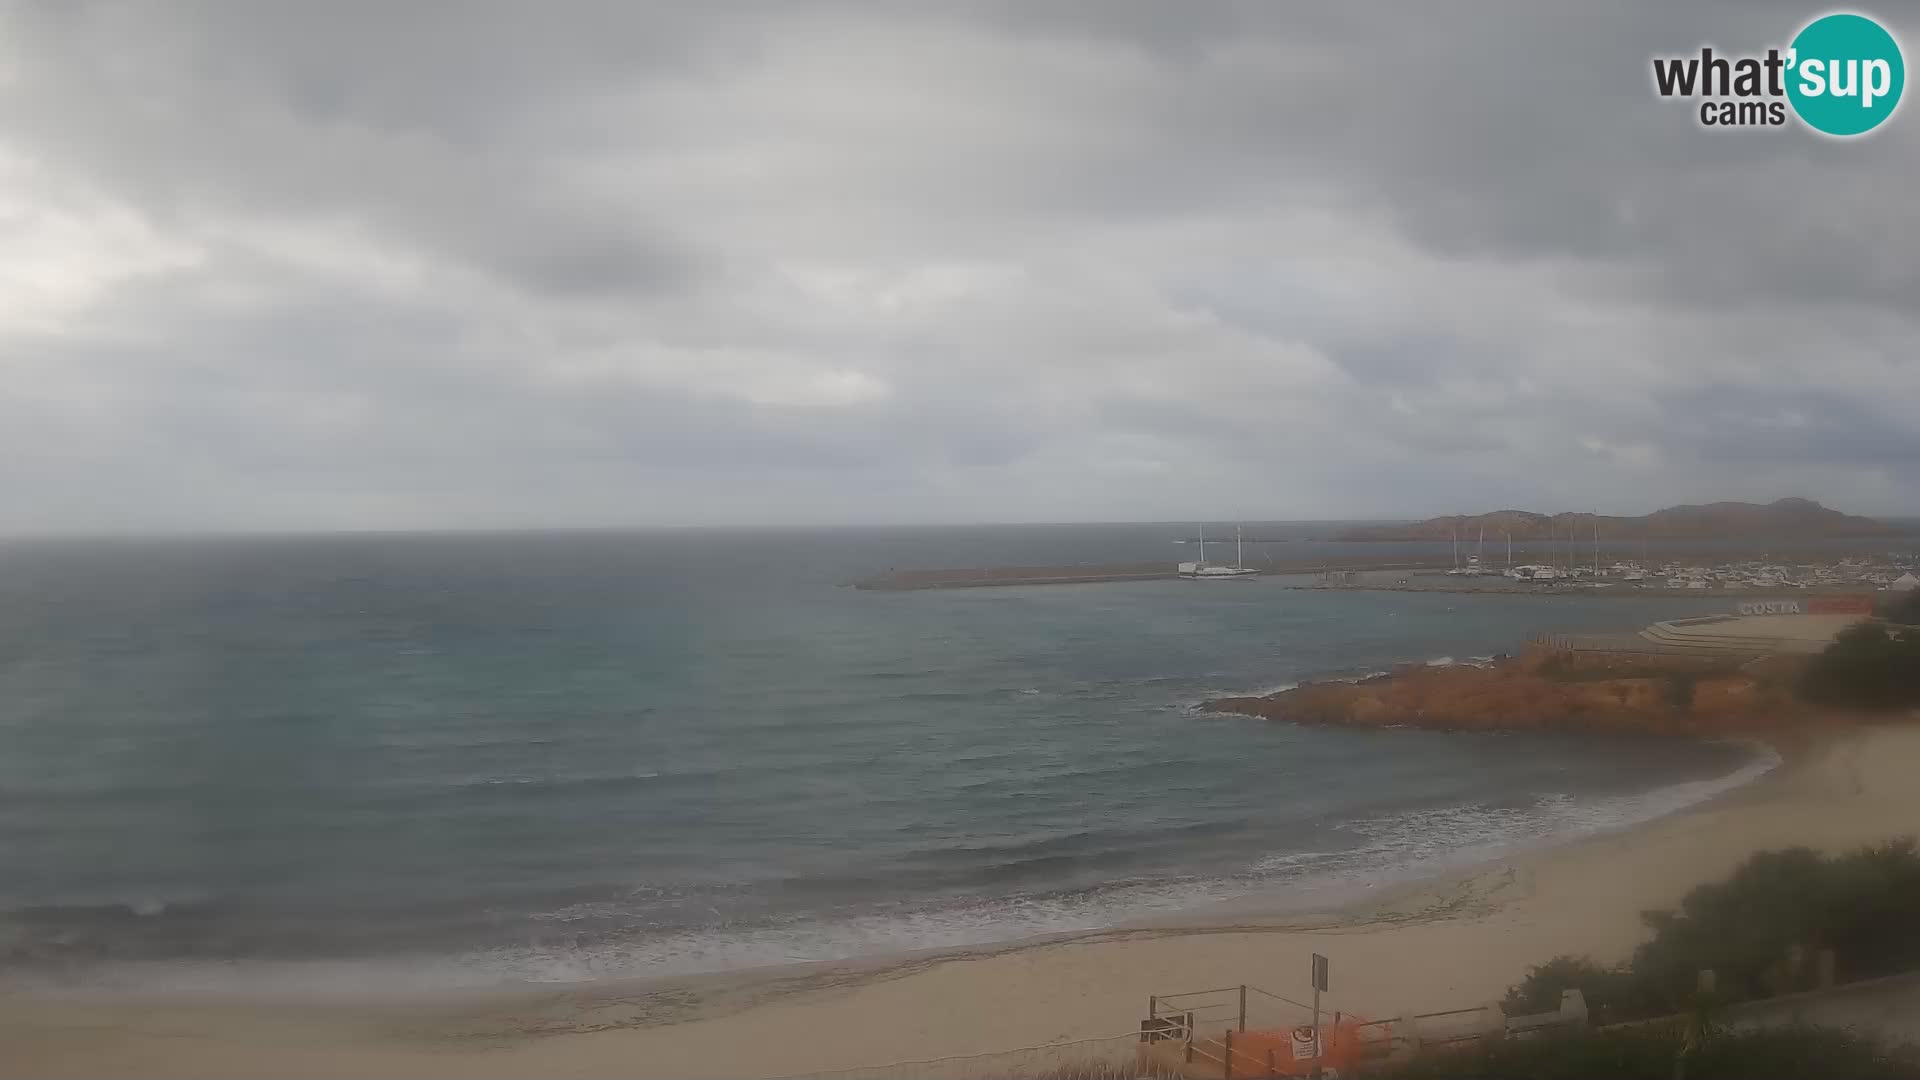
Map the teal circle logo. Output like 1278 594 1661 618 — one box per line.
1787 13 1905 136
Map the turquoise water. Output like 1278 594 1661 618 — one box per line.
0 527 1771 991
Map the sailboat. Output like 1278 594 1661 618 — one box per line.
1178 523 1262 579
1588 515 1607 587
1624 533 1648 581
1446 520 1471 575
1532 524 1561 582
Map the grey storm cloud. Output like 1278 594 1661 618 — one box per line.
0 0 1915 532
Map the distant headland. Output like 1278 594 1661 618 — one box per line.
1337 497 1898 542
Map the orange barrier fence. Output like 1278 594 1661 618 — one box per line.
1214 1016 1376 1077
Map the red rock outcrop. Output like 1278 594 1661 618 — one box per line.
1202 653 1812 736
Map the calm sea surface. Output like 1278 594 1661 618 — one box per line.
0 524 1832 991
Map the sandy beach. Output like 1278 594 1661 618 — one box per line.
6 720 1918 1080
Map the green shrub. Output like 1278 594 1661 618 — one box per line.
1504 841 1920 1022
1878 589 1920 626
1501 956 1665 1025
1800 622 1920 708
1377 1025 1920 1080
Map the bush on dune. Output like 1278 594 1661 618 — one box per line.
1877 589 1920 626
1799 622 1920 708
1500 955 1666 1026
1377 1026 1920 1080
1505 841 1920 1023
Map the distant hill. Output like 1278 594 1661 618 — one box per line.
1337 498 1900 542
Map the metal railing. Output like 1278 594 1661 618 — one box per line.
755 982 1585 1080
1144 984 1354 1078
1147 983 1319 1036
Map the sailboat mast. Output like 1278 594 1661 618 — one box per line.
1236 525 1243 570
1198 522 1205 567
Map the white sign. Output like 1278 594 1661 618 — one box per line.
1737 600 1801 616
1291 1025 1318 1061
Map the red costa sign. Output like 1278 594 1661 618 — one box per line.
1807 595 1876 616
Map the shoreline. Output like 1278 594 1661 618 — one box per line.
2 731 1770 999
11 720 1917 1079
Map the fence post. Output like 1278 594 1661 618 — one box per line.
1150 995 1158 1020
1224 1028 1234 1079
1239 984 1247 1032
1267 1048 1277 1079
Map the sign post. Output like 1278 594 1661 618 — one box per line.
1310 953 1330 1078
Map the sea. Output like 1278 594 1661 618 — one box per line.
2 521 1873 995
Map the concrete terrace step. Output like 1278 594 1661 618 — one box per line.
1636 617 1848 655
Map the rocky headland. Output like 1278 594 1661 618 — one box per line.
1202 650 1823 737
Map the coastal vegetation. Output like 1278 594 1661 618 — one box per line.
1799 621 1920 708
1375 1025 1920 1080
1504 841 1920 1024
1876 587 1920 625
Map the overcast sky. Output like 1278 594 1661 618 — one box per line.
1 1 1916 533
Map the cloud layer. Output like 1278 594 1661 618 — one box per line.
2 1 1915 531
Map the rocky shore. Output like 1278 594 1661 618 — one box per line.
1203 649 1822 736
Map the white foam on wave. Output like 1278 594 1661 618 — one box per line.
429 745 1780 985
1240 681 1299 698
13 878 1255 995
1263 740 1782 896
14 746 1783 996
1203 662 1411 707
1177 681 1297 714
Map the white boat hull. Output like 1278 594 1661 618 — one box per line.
1180 566 1262 579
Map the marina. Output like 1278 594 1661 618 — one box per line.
1306 554 1920 597
854 551 1920 594
853 554 1451 590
